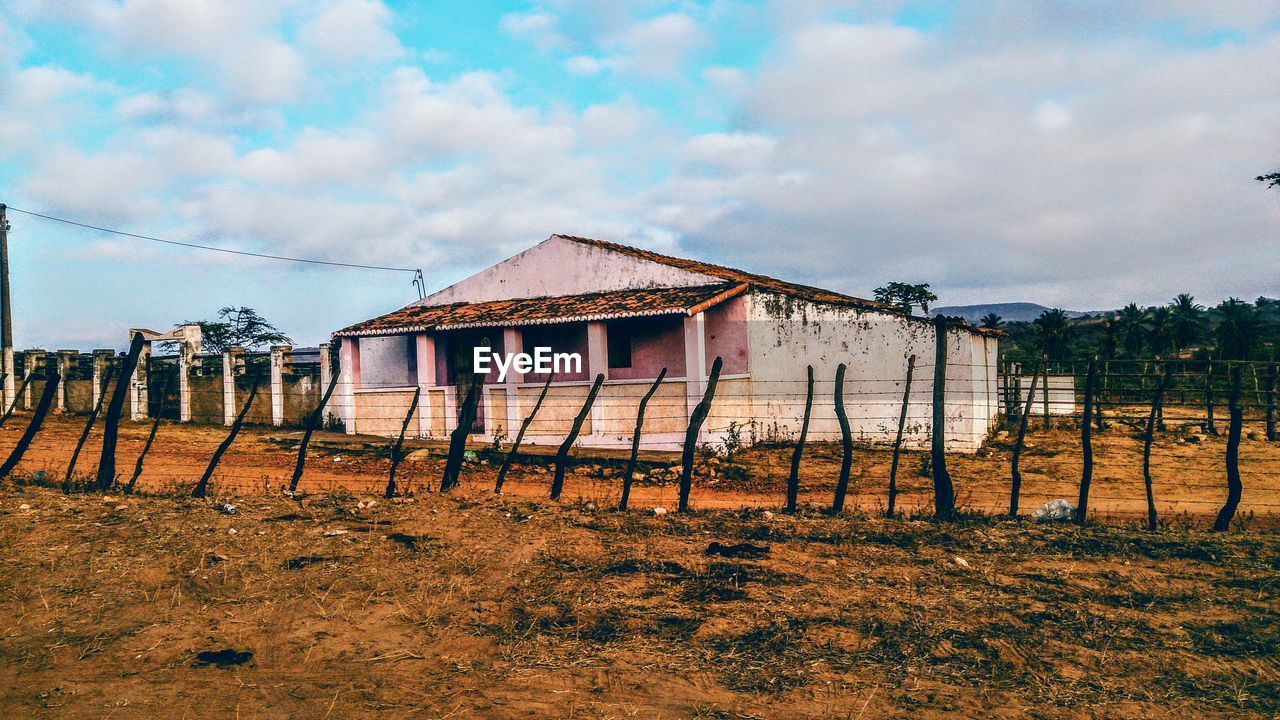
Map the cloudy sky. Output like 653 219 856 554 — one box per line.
1 0 1278 349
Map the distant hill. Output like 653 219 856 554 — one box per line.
931 303 1097 324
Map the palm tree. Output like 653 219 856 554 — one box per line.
1034 308 1073 359
1099 314 1119 360
979 312 1002 330
1215 298 1261 360
1147 306 1176 357
1118 303 1147 358
1169 293 1205 351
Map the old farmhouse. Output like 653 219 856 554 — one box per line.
331 235 1001 452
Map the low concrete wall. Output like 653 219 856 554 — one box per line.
190 376 223 425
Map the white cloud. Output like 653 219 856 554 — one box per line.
1034 100 1072 131
298 0 403 65
499 11 565 50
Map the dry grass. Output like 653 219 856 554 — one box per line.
0 482 1277 718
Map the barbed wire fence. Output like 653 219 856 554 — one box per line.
0 333 1277 532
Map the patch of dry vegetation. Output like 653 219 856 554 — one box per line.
0 483 1277 718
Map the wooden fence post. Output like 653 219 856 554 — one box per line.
125 371 174 494
830 363 853 514
192 372 262 498
65 367 116 482
1042 356 1051 430
886 355 916 518
0 372 59 479
931 316 955 520
1141 363 1171 532
440 376 482 493
550 373 605 500
1009 363 1040 518
620 369 666 511
1266 363 1276 442
678 357 723 513
1205 360 1216 435
289 371 342 493
0 372 35 428
1212 365 1244 531
1094 362 1107 431
95 333 145 492
784 365 814 513
1075 358 1097 525
494 372 556 494
385 387 421 499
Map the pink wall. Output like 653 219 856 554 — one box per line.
704 296 750 374
605 316 686 381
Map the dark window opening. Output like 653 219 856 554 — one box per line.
607 327 632 369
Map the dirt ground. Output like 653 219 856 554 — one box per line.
0 484 1277 719
1 412 1278 527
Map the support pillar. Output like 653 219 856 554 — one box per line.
55 350 76 412
501 328 522 438
319 342 333 426
270 345 289 426
23 350 44 409
177 345 192 422
129 338 152 421
91 349 112 407
586 322 607 436
415 334 437 437
1 347 12 413
223 347 243 426
682 313 707 427
336 337 358 434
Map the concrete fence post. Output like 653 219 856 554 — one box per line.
1 346 12 413
91 349 113 407
223 347 243 426
177 345 191 422
23 350 44 410
128 335 152 421
319 341 332 409
270 345 289 427
56 350 76 412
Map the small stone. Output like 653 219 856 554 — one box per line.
324 529 348 537
18 503 30 511
953 557 970 569
762 510 775 521
227 528 237 535
652 507 668 516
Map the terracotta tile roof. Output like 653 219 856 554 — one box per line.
554 235 1000 337
554 234 892 312
334 283 748 337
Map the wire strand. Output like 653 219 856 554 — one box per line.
4 205 419 274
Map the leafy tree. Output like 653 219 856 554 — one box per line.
1169 293 1204 350
979 312 1003 329
1258 172 1280 189
873 282 938 315
1033 308 1073 359
1214 298 1260 360
182 306 292 354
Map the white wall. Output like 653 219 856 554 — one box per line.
725 291 999 452
419 235 720 305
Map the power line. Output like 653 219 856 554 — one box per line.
4 204 420 274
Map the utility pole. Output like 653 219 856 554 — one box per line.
0 204 12 411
